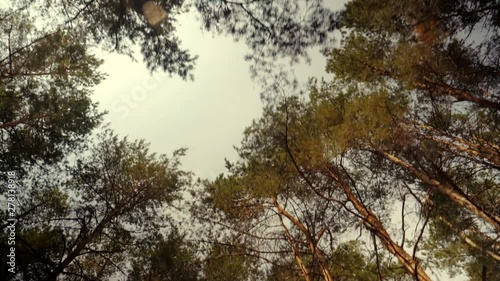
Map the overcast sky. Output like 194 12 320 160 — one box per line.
92 9 333 180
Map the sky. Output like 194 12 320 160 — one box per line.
92 9 333 181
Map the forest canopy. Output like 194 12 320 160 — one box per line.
1 0 499 281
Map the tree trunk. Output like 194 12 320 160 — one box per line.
326 166 433 281
380 150 500 231
274 199 334 281
43 205 124 281
276 210 313 281
0 116 29 129
436 216 500 261
416 79 500 110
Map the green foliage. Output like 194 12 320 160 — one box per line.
330 241 410 281
0 8 104 179
15 0 339 79
1 1 498 281
196 2 500 281
0 129 190 280
327 1 500 280
203 244 259 281
128 230 202 281
194 0 337 63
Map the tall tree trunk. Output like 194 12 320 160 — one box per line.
407 122 500 168
436 216 500 261
274 199 334 281
418 78 500 110
276 211 313 281
326 166 433 281
379 150 500 231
